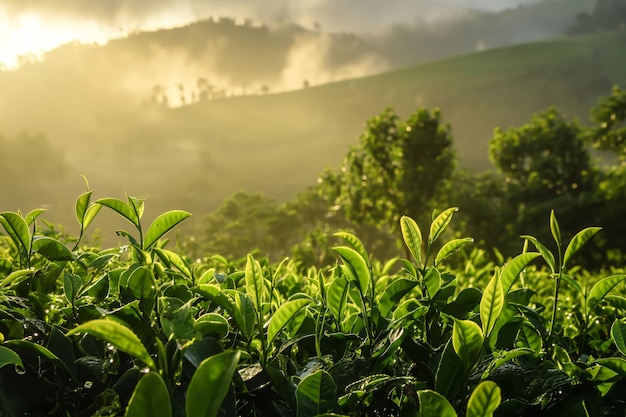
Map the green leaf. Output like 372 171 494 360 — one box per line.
452 319 483 369
333 232 370 266
400 216 422 266
611 319 626 356
143 210 191 250
0 345 24 373
128 266 157 302
125 372 172 417
377 278 418 318
24 208 46 225
436 340 466 398
153 248 192 279
0 269 37 288
267 298 311 346
326 275 350 326
424 267 441 299
4 340 74 377
435 238 474 266
466 380 501 417
83 204 101 230
500 253 541 295
296 370 340 417
64 272 83 304
521 236 555 274
480 272 504 338
32 236 74 261
194 313 230 339
417 390 457 417
594 358 626 379
587 275 626 315
245 254 266 312
75 191 93 225
95 198 139 228
563 227 601 270
518 324 542 354
429 207 458 245
549 210 561 248
186 350 240 417
560 274 583 295
0 212 31 256
66 319 155 370
333 246 370 295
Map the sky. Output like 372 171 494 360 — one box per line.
0 0 541 68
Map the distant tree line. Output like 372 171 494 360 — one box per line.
568 0 626 34
191 86 626 270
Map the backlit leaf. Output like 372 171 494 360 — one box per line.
611 319 626 356
95 198 139 228
466 380 501 417
587 275 626 315
480 272 504 338
417 390 457 417
296 370 340 417
66 319 155 370
125 372 172 417
333 232 369 266
452 319 483 369
500 253 541 295
32 236 74 261
267 298 311 346
143 210 191 250
400 216 422 266
435 238 474 266
333 246 370 295
429 207 458 245
0 212 30 256
563 227 601 270
186 350 240 417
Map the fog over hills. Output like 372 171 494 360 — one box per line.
0 0 614 238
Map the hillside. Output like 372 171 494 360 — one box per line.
0 28 624 238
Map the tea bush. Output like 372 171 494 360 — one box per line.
2 189 626 417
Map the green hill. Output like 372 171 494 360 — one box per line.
0 29 624 236
153 30 626 212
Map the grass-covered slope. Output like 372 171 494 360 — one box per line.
159 30 626 205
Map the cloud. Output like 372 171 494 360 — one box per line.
1 0 542 32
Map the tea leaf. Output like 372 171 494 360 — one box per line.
267 298 311 346
32 236 74 261
24 208 46 226
563 227 601 270
429 207 458 245
75 191 93 225
245 254 266 311
327 274 350 326
0 212 30 256
94 198 139 228
296 370 340 417
143 210 191 250
435 238 474 266
0 345 24 373
125 372 172 417
587 275 626 315
467 380 501 417
400 216 422 266
480 272 504 338
521 235 555 274
66 319 155 370
549 210 561 248
333 232 369 266
333 246 370 295
186 350 240 417
417 390 457 417
377 278 418 317
611 319 626 356
500 253 541 295
452 319 483 369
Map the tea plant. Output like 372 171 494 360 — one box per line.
1 190 626 416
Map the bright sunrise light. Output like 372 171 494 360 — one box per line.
0 13 109 69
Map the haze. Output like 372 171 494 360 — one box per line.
1 0 541 67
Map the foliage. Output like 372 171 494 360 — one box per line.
2 187 626 416
318 107 455 237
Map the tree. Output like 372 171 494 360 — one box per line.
487 108 597 254
318 107 455 239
